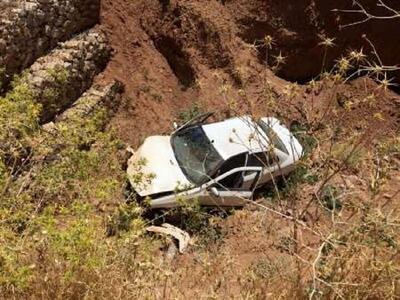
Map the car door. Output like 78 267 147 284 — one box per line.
177 153 259 207
244 150 292 188
198 166 263 206
149 165 263 208
239 152 278 188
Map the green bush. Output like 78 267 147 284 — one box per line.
176 102 204 124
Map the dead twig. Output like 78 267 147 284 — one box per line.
333 0 400 29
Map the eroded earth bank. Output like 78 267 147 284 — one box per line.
0 0 399 298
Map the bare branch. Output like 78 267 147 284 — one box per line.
333 0 400 29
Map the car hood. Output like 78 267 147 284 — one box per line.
127 136 192 197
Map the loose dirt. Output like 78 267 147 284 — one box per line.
96 1 400 296
98 0 399 148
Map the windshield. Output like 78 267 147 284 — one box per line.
172 126 223 185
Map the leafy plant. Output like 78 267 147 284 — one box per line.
176 102 204 124
320 185 342 212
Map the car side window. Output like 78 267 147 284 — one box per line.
247 152 278 168
217 170 245 190
216 153 246 175
215 154 247 189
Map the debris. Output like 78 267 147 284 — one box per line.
165 239 179 263
126 146 135 155
146 223 191 254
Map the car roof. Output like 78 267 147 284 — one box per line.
202 116 270 160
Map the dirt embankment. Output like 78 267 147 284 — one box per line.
1 0 398 146
224 0 400 83
98 0 399 148
0 0 399 298
99 0 290 147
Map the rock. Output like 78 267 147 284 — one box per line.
0 0 101 91
55 80 123 123
4 29 111 123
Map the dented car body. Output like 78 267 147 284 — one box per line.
127 114 303 208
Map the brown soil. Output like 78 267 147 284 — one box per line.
224 0 400 83
96 0 400 296
98 0 399 148
98 0 289 148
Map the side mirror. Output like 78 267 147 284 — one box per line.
209 187 220 197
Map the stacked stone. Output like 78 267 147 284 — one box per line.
53 80 123 125
0 0 100 90
22 29 111 122
17 80 123 193
40 80 123 160
41 80 123 147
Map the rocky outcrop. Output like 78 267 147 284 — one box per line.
17 29 111 122
0 0 100 91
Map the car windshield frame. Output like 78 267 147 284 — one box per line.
171 125 223 185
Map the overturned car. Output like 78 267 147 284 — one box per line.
127 113 303 208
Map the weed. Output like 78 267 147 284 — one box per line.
106 203 144 237
290 121 317 156
247 258 283 280
320 185 342 212
176 102 204 124
168 199 226 249
331 140 367 171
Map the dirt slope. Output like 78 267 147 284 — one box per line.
0 0 399 298
98 0 288 147
224 0 400 83
98 0 399 148
94 2 400 297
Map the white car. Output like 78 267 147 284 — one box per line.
127 114 303 208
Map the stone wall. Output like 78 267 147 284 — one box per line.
19 80 123 193
41 80 123 149
0 0 100 91
55 80 123 124
17 29 110 122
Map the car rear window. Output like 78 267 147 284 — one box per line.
258 121 288 154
